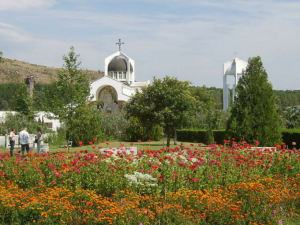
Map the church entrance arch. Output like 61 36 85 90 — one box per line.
97 86 118 113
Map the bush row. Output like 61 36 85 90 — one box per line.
177 129 300 148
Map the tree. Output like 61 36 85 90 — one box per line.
226 56 282 146
125 76 200 147
66 105 104 146
44 47 91 147
14 84 36 119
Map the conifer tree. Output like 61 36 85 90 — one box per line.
226 56 282 146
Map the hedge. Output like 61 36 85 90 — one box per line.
177 129 300 148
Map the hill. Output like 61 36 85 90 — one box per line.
0 58 104 84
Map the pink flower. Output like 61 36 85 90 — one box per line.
52 181 57 184
209 176 214 179
55 173 62 178
38 180 43 183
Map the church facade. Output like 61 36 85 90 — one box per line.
90 50 150 112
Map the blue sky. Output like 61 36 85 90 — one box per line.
1 0 300 90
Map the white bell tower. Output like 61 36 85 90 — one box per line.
223 57 248 110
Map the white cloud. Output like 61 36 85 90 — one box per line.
0 0 56 11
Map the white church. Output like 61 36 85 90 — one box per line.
89 40 150 112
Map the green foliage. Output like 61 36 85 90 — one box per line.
126 76 201 146
177 129 225 144
280 106 300 129
189 86 215 110
44 46 91 142
0 83 23 110
177 130 207 143
186 86 228 130
42 126 67 145
205 128 214 145
226 56 282 146
126 117 163 141
14 84 36 119
0 113 48 135
32 83 55 111
100 110 130 140
275 90 300 109
66 105 104 146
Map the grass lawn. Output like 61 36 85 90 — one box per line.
0 139 192 154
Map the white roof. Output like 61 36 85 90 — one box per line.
223 58 248 75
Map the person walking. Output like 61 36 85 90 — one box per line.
9 128 16 156
19 127 29 156
36 127 42 154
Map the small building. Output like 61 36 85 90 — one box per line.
90 49 150 113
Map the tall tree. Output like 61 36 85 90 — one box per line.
125 76 200 147
44 47 91 147
14 84 36 119
226 56 282 146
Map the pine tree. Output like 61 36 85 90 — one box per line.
226 56 282 146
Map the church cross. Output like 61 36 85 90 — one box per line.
116 39 124 51
233 51 238 58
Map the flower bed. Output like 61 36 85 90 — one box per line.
0 141 300 224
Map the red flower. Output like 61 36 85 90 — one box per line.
286 164 292 168
78 142 83 145
101 140 106 143
189 165 197 170
130 143 134 146
98 146 102 149
158 175 165 181
93 138 97 141
152 165 161 169
89 142 93 145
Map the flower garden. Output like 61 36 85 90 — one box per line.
1 140 300 224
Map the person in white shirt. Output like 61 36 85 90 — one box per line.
9 128 16 156
19 127 29 156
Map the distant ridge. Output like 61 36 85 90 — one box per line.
0 58 104 84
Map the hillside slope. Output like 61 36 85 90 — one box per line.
0 58 104 83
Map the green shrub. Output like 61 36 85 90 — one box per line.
177 129 206 143
126 117 163 141
100 111 129 140
66 106 104 146
205 129 214 145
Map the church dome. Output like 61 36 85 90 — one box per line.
108 57 127 72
